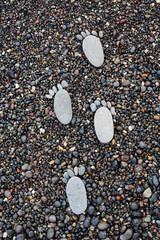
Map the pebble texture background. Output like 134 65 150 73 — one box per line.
0 0 160 240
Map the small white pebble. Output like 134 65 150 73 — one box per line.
99 31 103 38
40 128 45 134
101 100 107 107
81 31 87 38
15 83 19 89
31 86 36 92
52 86 57 93
45 94 53 99
85 29 90 36
90 103 97 112
57 83 62 90
92 30 98 36
74 167 78 176
49 89 55 96
107 101 111 109
94 100 100 106
111 106 116 116
61 80 68 88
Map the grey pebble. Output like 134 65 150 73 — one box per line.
49 89 55 96
47 228 54 239
63 172 69 179
99 31 103 38
90 103 97 112
153 175 159 187
98 231 107 239
16 234 24 240
61 80 68 88
120 229 133 240
141 85 146 92
84 216 91 228
130 202 138 211
74 166 78 175
49 215 56 222
130 46 136 53
52 86 57 93
114 81 119 87
22 163 29 171
98 222 108 230
21 135 26 142
15 225 23 234
57 83 62 90
101 100 107 107
67 169 74 177
45 94 53 99
51 177 59 184
81 31 87 38
79 166 85 176
111 106 116 116
107 101 111 109
92 30 98 36
76 34 83 40
94 100 100 106
139 141 146 148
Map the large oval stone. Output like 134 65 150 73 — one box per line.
66 176 87 215
54 89 72 125
82 35 104 67
94 107 114 143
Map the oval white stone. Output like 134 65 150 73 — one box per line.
82 35 104 67
54 89 72 125
66 176 87 215
94 107 114 143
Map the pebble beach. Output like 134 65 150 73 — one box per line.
0 0 160 239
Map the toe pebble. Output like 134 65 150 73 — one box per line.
67 169 74 177
99 31 103 38
101 100 107 107
76 35 83 40
49 89 55 96
46 94 53 99
81 31 87 38
92 30 98 36
61 80 68 88
90 103 97 112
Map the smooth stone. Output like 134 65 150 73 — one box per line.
141 85 146 92
94 100 100 106
99 31 103 38
63 172 69 179
81 31 87 38
74 167 78 175
49 89 54 96
7 70 14 79
46 94 53 99
94 107 114 143
76 34 83 40
120 229 133 240
49 215 56 222
57 84 62 90
98 222 108 230
139 141 146 148
61 80 68 88
82 35 104 67
107 101 111 109
54 89 72 125
153 175 159 187
143 187 152 198
67 169 74 177
85 29 90 36
78 166 85 176
21 135 26 142
114 81 119 87
52 86 57 93
66 176 87 214
90 103 96 112
130 202 138 211
92 30 98 36
25 171 32 178
47 228 54 239
111 106 116 115
98 231 107 239
101 100 107 107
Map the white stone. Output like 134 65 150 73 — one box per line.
52 86 57 93
45 94 53 99
90 103 96 112
66 176 87 214
49 89 55 96
54 89 72 125
143 188 152 198
57 84 62 90
82 35 104 68
94 107 114 143
61 80 68 88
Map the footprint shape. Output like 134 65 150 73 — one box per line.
77 30 104 68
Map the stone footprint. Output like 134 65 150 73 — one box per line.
45 80 72 125
76 30 104 68
62 166 87 215
90 100 115 143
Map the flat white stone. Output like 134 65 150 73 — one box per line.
66 176 87 215
94 107 114 143
82 35 104 67
54 89 72 125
